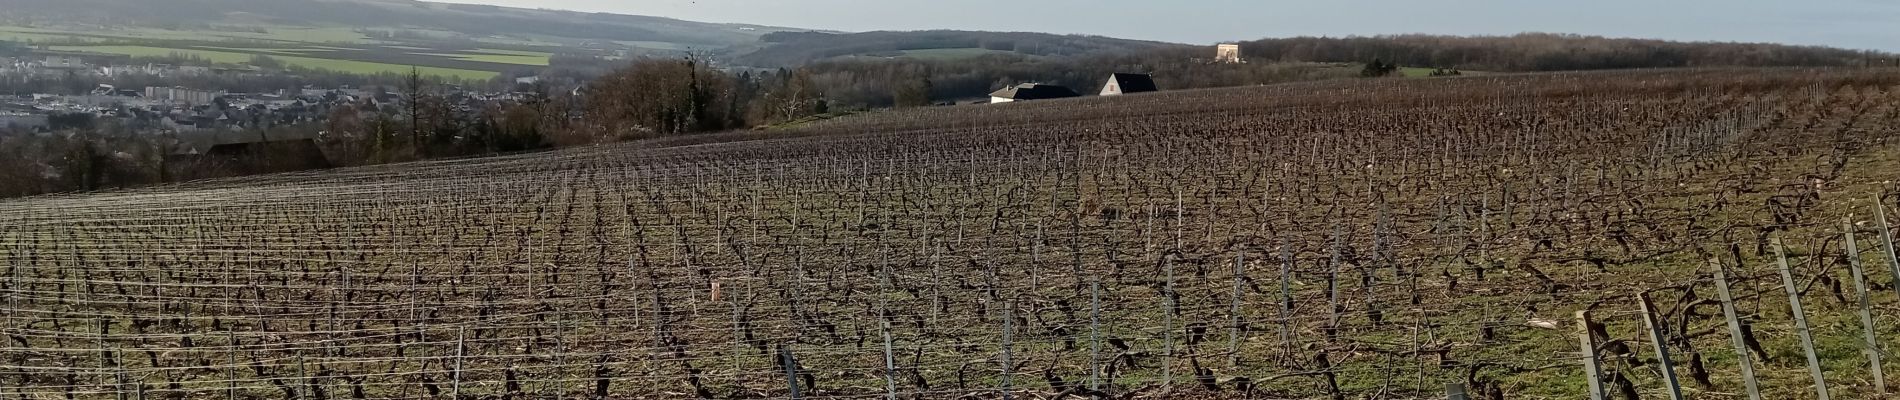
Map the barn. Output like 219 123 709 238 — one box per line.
1099 73 1159 96
170 137 333 178
989 83 1080 103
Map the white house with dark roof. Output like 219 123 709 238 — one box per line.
989 83 1080 103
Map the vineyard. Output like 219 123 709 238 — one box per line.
6 68 1900 399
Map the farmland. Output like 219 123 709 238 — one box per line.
47 45 503 80
48 45 259 64
3 69 1900 399
7 24 561 81
416 49 555 66
0 26 374 45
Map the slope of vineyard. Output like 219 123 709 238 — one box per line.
5 68 1900 399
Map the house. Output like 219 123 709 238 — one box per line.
1099 73 1158 96
989 83 1079 103
145 87 226 105
1216 44 1243 64
0 113 49 132
169 137 332 177
42 55 86 69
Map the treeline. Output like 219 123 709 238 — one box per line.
596 53 1353 121
1237 33 1892 71
780 32 1900 108
578 59 826 138
796 48 1359 108
736 30 1178 67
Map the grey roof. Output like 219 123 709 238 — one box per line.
989 83 1080 100
1107 73 1159 93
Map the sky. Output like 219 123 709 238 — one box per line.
454 0 1900 51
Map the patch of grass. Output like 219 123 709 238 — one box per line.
1400 66 1487 78
197 46 327 56
0 28 94 43
417 50 551 66
268 56 498 80
469 48 554 57
476 36 560 47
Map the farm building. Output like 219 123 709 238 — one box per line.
1216 43 1243 63
145 86 226 106
170 137 332 177
989 83 1080 103
1099 73 1159 96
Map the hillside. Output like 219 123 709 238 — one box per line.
1236 33 1890 71
4 69 1899 398
731 30 1185 66
0 0 796 50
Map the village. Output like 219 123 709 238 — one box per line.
2 54 544 130
0 40 1243 178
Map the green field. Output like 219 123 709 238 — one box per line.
478 36 565 47
265 56 496 80
0 28 95 43
51 45 498 80
198 46 330 56
468 48 553 57
418 49 552 66
8 24 580 81
1400 66 1486 77
9 24 520 80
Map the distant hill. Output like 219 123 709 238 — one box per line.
1234 33 1891 72
2 0 1888 85
0 0 797 49
731 30 1185 67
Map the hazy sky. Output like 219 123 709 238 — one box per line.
454 0 1900 51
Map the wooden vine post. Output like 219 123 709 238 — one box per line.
1843 218 1887 393
1636 292 1685 400
1576 310 1605 400
1712 264 1764 400
1775 239 1831 400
